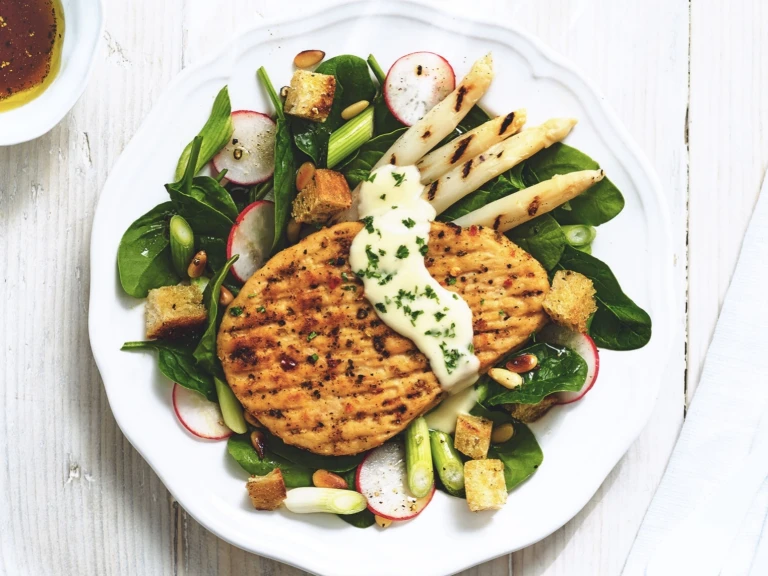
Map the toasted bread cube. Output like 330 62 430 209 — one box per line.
505 395 558 423
542 270 598 333
246 469 287 511
284 70 336 123
145 284 207 340
291 169 352 224
465 459 508 512
454 413 492 459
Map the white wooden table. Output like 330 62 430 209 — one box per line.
1 1 765 574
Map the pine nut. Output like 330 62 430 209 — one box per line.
491 422 515 444
295 161 316 191
219 286 234 306
244 411 262 428
488 368 523 389
312 469 348 490
187 251 207 278
250 430 266 459
286 218 302 245
294 49 325 69
341 100 370 120
506 353 538 373
375 515 392 528
280 85 290 99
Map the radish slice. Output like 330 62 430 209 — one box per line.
227 200 275 283
172 383 232 440
356 441 435 520
384 52 455 126
538 324 600 404
212 111 276 185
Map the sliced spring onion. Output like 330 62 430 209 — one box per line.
575 243 592 255
367 54 387 84
214 377 247 434
169 215 195 277
283 487 368 515
561 224 596 247
257 66 284 118
429 430 465 496
405 417 434 498
327 106 374 168
190 276 210 293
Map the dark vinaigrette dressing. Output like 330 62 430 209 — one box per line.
0 0 64 111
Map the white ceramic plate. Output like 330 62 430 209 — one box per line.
89 2 676 575
0 0 104 145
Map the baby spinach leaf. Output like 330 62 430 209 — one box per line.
339 128 407 189
121 339 216 401
506 214 567 271
193 255 238 374
458 105 492 132
483 342 587 406
439 170 524 222
266 433 365 473
117 202 180 298
196 235 227 271
166 185 234 238
191 177 239 221
174 86 234 181
488 421 544 491
469 402 543 491
271 116 295 253
556 245 652 350
291 55 376 165
257 67 296 255
166 136 235 238
339 509 376 528
521 143 625 226
227 435 312 488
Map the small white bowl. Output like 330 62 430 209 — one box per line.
0 0 105 146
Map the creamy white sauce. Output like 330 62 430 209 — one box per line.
424 386 479 433
349 165 480 392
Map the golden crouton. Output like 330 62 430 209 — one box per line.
542 270 598 333
465 459 508 512
246 469 287 511
505 395 559 423
284 70 336 123
454 413 493 459
145 284 207 340
291 169 352 224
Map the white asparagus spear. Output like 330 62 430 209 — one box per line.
374 53 494 169
452 169 605 232
416 109 527 184
334 53 494 222
423 118 578 215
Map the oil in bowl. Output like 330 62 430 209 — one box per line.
0 0 64 112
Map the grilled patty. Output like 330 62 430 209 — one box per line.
218 222 550 456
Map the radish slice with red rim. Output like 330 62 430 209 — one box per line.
356 441 434 520
538 324 600 404
172 383 232 440
227 200 275 283
384 52 455 126
212 111 276 185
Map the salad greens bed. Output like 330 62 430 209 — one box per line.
116 50 652 526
